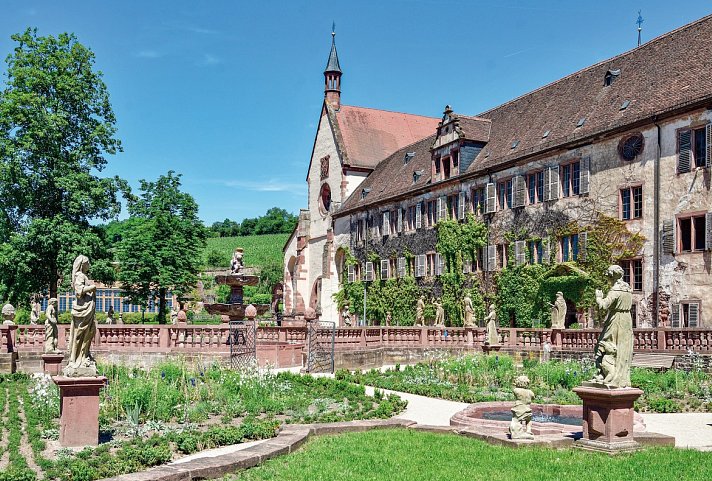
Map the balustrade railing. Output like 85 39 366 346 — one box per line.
3 324 712 356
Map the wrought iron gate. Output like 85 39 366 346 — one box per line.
306 320 335 373
229 320 257 370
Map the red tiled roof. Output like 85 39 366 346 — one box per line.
457 116 491 143
330 105 439 169
471 13 712 172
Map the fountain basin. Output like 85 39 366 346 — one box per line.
203 303 270 319
214 274 259 287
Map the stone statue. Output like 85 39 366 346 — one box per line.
64 255 98 377
30 296 40 324
170 304 179 325
434 301 445 327
509 375 535 440
485 304 499 345
230 248 244 274
341 305 352 327
2 303 16 325
385 311 392 327
117 313 124 325
589 265 634 388
550 291 567 329
463 295 475 327
415 296 425 326
106 306 114 324
44 298 59 354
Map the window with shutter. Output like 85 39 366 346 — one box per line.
381 259 389 279
670 303 680 328
688 303 700 327
485 182 496 213
486 245 497 272
580 156 590 194
365 262 373 282
415 254 426 277
347 265 355 283
458 191 466 220
397 208 403 233
513 176 526 208
383 211 390 236
548 166 560 201
438 196 447 221
416 202 422 229
578 231 588 261
397 257 406 278
542 237 551 264
678 130 692 173
706 124 712 168
662 219 675 254
435 253 445 276
515 240 526 266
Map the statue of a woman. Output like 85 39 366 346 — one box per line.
434 301 445 327
463 295 475 327
415 296 425 326
44 298 59 353
550 291 567 329
485 304 499 345
64 255 98 377
590 265 633 388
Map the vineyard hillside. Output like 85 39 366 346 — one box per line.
203 233 289 270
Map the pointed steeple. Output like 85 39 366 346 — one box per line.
324 23 342 110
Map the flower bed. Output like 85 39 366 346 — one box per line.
0 361 406 481
336 353 712 413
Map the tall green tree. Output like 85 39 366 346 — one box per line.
116 171 206 323
0 29 125 303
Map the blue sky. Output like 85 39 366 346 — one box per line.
1 1 711 224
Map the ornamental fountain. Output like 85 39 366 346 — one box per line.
204 248 270 321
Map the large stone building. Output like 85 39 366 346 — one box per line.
285 16 712 328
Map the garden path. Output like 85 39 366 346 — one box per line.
642 413 712 451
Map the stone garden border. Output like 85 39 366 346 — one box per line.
98 416 675 481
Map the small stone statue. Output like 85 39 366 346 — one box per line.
509 375 535 440
434 301 445 327
230 248 244 274
30 296 40 324
385 311 392 327
415 296 425 326
170 304 179 325
341 305 352 327
64 255 98 377
117 313 124 325
106 306 115 324
589 265 634 388
2 303 16 325
485 304 499 345
550 291 567 329
463 295 475 327
44 298 59 354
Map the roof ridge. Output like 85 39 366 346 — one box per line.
339 104 439 120
477 13 712 118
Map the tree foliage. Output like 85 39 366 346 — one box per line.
207 208 297 237
115 172 206 322
0 28 125 303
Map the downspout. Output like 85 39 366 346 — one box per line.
653 117 661 327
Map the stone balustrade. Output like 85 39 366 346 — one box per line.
2 324 712 355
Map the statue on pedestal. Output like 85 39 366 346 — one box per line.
170 304 179 325
230 248 244 274
415 296 425 326
550 291 567 329
509 375 535 440
341 305 352 327
385 311 392 327
2 303 16 325
30 296 40 325
64 255 98 377
44 298 59 354
485 304 499 345
589 265 633 388
434 301 445 327
463 295 475 327
106 306 115 324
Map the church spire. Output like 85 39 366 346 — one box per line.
324 23 342 110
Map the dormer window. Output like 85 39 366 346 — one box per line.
604 69 620 86
542 130 550 139
361 188 371 200
404 152 415 164
413 170 424 184
511 140 520 149
576 117 586 128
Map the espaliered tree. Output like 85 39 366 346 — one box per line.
116 171 206 323
0 29 125 303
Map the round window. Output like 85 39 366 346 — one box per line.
319 183 332 213
618 133 644 161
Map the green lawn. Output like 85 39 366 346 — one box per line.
230 429 712 481
203 233 289 269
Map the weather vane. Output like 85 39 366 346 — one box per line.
637 10 644 47
332 21 336 38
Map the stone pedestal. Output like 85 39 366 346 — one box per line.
42 353 64 375
573 385 643 453
53 376 107 447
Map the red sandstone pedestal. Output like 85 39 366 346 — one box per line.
573 385 643 453
53 376 107 447
42 353 64 375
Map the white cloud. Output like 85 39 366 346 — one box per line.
136 50 163 59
